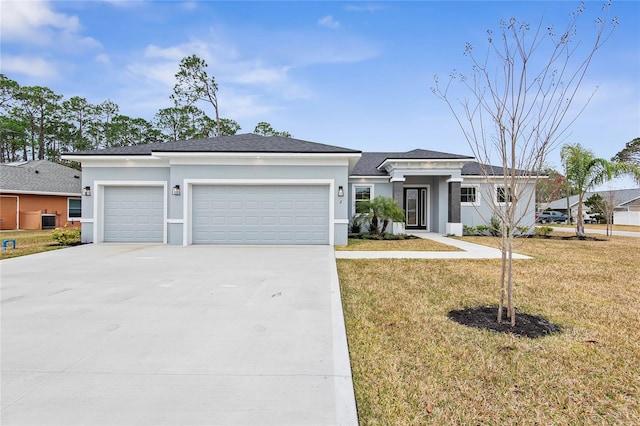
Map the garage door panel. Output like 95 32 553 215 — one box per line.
192 185 329 245
104 186 164 243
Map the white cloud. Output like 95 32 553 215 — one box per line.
1 55 59 79
0 0 100 51
318 15 340 29
344 4 383 13
181 1 198 11
95 53 111 65
1 1 79 42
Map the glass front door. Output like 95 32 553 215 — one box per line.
404 188 428 230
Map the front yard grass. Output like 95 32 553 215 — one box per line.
0 230 66 260
336 238 462 252
338 235 640 424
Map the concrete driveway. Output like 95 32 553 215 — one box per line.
1 244 357 425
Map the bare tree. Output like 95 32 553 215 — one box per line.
433 2 616 326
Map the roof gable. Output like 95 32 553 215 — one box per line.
351 150 475 176
0 160 82 195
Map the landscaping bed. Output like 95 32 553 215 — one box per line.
337 235 462 252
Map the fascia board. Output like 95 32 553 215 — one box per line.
0 190 81 197
377 158 475 170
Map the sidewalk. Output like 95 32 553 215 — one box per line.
549 226 640 238
335 232 532 260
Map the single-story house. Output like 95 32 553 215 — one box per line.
63 134 537 245
0 160 82 230
546 188 640 225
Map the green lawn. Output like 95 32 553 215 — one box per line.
338 235 640 424
0 230 68 260
336 237 461 252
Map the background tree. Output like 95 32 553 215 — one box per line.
612 137 640 166
584 191 618 235
172 55 221 136
561 143 639 237
536 166 573 210
253 121 292 138
433 2 616 326
15 85 62 160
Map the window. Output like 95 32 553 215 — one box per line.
495 186 513 204
68 198 81 219
460 186 479 205
354 185 373 214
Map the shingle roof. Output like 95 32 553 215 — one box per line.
461 162 534 176
0 160 82 195
351 150 475 176
68 133 361 155
548 188 640 209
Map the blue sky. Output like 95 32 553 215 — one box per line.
1 0 638 188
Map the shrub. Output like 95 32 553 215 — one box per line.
535 226 554 237
349 216 362 234
52 223 81 246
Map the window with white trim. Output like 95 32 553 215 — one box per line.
68 198 81 219
495 185 513 205
460 185 480 206
353 185 373 214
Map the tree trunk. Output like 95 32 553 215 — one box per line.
576 192 585 238
498 243 506 323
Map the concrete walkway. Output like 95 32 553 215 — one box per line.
1 244 358 426
549 225 640 238
335 232 532 259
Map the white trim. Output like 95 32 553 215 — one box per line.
93 181 168 244
446 177 464 183
352 184 374 217
81 218 94 223
334 219 349 224
403 184 431 232
494 184 515 206
61 156 168 168
460 184 481 207
166 218 184 224
67 197 82 222
183 179 335 246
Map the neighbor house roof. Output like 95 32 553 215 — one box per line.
68 133 361 156
351 150 475 176
548 188 640 209
0 160 82 195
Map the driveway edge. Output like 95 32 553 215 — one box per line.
328 250 359 425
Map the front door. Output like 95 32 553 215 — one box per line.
404 188 428 230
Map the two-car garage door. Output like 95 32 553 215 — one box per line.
191 185 329 245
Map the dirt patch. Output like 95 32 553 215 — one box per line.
448 306 562 338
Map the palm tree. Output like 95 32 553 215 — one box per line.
357 196 405 235
560 143 640 238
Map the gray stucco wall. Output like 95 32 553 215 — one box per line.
460 180 537 232
81 163 349 245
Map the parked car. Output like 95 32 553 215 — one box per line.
583 216 598 224
536 211 568 224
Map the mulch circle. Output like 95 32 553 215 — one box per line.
448 306 562 338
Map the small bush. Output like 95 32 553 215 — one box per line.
349 216 362 234
535 226 554 237
463 225 477 236
52 223 81 246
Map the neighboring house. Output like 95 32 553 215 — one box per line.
546 188 640 225
0 160 82 230
63 134 538 246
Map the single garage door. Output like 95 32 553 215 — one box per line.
103 186 164 242
192 185 329 245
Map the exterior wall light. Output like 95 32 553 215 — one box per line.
338 186 344 197
172 185 181 196
83 186 91 196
